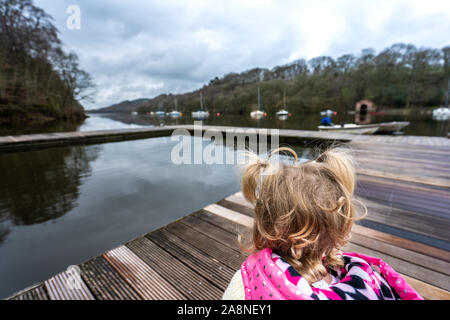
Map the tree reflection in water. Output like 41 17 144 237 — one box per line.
0 145 101 243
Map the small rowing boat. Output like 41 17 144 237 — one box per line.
376 121 410 134
318 123 380 134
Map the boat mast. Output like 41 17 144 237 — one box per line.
283 88 287 109
174 98 178 110
445 78 450 108
258 87 264 112
200 92 204 110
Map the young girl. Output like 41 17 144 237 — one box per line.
223 147 423 300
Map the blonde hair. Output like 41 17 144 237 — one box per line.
239 147 366 284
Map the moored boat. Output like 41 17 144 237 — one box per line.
318 123 380 134
168 111 181 118
250 87 266 119
192 93 209 119
276 89 290 118
432 107 450 121
169 99 182 118
376 121 410 134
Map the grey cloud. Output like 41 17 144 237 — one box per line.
35 0 450 109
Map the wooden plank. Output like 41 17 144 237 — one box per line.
228 191 450 262
165 222 246 270
181 215 241 252
194 210 248 236
217 199 255 217
357 174 450 198
401 274 450 300
224 192 253 210
356 168 450 188
359 198 449 242
147 228 235 290
351 224 450 262
343 243 450 292
127 236 223 300
44 270 95 300
7 284 49 300
103 245 184 300
356 180 450 218
203 203 253 228
349 233 450 276
80 256 141 300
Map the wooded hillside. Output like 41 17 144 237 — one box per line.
0 0 93 124
128 43 449 115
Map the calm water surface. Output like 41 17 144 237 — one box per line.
88 111 449 137
0 110 448 136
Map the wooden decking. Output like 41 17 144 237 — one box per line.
7 191 450 300
4 127 450 300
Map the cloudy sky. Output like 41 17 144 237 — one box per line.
35 0 450 109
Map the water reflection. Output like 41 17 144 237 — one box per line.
0 145 100 232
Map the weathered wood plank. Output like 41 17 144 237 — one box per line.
343 243 450 292
127 236 224 299
80 256 141 300
226 191 450 261
193 210 247 236
349 233 450 275
401 274 450 300
203 203 253 228
351 224 450 262
181 215 241 252
7 284 49 300
147 228 235 290
359 198 449 242
103 245 184 300
165 222 246 270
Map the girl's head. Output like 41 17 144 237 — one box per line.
240 147 364 283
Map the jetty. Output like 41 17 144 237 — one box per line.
3 126 450 300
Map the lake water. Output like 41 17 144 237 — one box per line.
0 110 448 137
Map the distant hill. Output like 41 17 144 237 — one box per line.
89 99 150 113
88 63 309 114
90 43 449 115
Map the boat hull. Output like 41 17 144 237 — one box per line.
250 110 265 119
318 124 379 134
376 121 410 133
276 110 289 116
192 111 209 119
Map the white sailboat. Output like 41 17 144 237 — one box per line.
250 87 266 119
276 88 289 117
433 78 450 120
192 93 209 119
154 101 166 117
168 98 182 118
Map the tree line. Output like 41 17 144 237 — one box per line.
0 0 93 124
138 43 450 115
